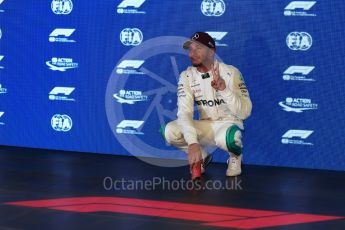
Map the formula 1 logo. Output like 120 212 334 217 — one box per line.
51 0 73 15
206 31 228 46
201 0 226 17
284 1 317 17
116 60 145 74
120 28 143 46
117 0 146 14
116 120 145 135
49 28 76 43
283 66 315 81
6 197 344 229
282 130 314 145
49 87 75 101
286 32 312 51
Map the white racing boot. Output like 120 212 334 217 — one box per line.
226 153 242 177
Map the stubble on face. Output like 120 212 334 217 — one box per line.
189 43 209 68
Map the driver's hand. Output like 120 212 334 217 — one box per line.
188 143 202 165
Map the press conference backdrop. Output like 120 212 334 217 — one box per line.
0 0 344 170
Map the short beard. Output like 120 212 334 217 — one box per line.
192 63 202 67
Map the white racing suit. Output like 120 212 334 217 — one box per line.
162 61 252 159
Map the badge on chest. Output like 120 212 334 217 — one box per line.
201 73 211 79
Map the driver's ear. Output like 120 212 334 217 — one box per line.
209 48 215 56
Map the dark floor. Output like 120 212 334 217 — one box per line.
0 145 344 230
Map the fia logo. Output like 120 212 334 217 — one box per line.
120 28 143 46
201 0 226 17
51 0 73 15
286 32 312 51
51 114 72 132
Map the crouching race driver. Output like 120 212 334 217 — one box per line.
161 32 252 179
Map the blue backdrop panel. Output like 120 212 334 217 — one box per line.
0 0 344 170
